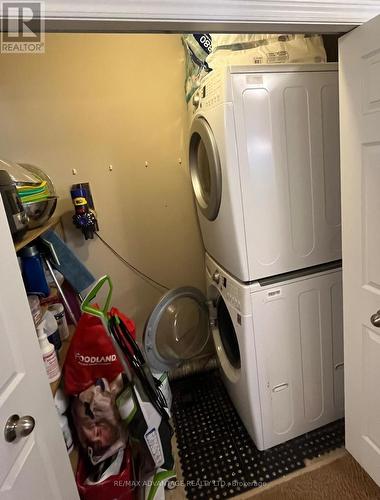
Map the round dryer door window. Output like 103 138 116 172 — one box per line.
189 116 222 221
143 287 210 373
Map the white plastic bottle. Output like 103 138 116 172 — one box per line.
54 389 74 454
37 321 61 383
48 303 69 341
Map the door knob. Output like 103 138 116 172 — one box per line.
4 414 35 442
370 310 380 328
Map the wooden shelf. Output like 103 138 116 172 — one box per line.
50 324 75 396
15 217 60 252
14 214 80 475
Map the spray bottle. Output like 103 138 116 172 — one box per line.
37 320 61 383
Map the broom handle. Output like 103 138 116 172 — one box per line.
44 257 77 326
81 275 133 382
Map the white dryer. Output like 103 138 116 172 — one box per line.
143 253 344 450
189 64 341 282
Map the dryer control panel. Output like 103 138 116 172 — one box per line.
192 68 231 113
200 71 223 109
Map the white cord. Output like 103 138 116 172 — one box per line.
95 233 169 292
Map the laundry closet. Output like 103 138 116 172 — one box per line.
0 22 379 500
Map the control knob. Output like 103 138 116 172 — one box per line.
212 271 221 285
192 94 200 109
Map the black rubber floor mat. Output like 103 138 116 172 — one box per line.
170 371 345 500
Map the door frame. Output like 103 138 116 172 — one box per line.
44 19 356 33
2 1 380 33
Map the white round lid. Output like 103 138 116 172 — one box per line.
143 287 210 372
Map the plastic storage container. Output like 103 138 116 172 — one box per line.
20 245 50 297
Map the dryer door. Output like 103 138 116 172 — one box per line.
189 116 222 221
143 287 210 372
210 296 241 383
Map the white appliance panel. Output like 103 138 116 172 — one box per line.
251 268 344 448
232 69 341 280
331 281 344 413
206 260 265 449
242 87 282 267
220 311 265 447
196 103 249 281
321 83 341 228
283 87 315 257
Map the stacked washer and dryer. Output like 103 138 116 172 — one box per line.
143 63 343 452
188 64 344 450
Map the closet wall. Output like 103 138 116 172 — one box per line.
0 34 205 336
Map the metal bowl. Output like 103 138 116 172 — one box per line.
23 196 58 229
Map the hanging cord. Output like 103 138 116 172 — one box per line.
95 233 169 292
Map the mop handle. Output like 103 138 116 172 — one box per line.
81 275 134 382
81 275 113 319
44 256 78 326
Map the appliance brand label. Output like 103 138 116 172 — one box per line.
75 352 117 365
266 289 282 301
247 75 264 85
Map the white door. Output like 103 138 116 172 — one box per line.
340 14 380 486
0 201 79 499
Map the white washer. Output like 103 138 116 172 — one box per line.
189 64 341 282
143 253 344 450
205 253 344 450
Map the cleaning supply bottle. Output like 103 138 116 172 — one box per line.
48 303 69 341
42 309 62 351
28 295 42 326
37 321 61 383
54 389 74 454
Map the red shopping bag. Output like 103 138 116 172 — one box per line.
76 446 136 500
64 310 136 499
65 312 126 466
64 312 124 395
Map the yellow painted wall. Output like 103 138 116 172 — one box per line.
0 34 205 337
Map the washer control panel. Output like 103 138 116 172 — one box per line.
225 283 241 311
209 265 241 311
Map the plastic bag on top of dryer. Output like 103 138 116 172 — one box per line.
182 33 213 102
207 34 326 68
182 33 327 101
